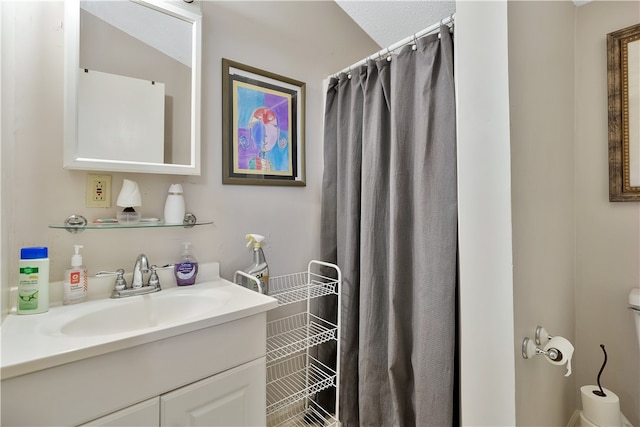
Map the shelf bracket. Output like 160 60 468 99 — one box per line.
64 214 88 233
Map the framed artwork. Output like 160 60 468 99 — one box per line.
222 59 306 186
607 23 640 201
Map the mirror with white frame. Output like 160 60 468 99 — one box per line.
64 0 201 175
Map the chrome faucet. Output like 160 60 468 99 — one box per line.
132 254 150 289
96 254 162 298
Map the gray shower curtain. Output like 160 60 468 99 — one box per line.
320 25 457 427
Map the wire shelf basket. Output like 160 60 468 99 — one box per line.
265 260 341 427
267 312 337 363
266 354 336 416
269 271 339 306
267 399 338 427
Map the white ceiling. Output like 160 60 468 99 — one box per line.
336 0 591 49
335 0 456 48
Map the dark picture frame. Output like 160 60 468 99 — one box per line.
222 59 306 186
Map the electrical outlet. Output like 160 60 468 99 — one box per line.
86 174 111 208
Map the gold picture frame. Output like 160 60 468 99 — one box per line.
608 23 640 201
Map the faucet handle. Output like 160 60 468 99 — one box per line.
148 265 161 290
96 268 127 291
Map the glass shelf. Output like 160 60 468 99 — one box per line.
49 214 213 233
49 221 213 230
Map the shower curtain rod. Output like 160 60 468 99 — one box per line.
330 13 455 79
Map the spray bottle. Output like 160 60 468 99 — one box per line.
243 234 269 294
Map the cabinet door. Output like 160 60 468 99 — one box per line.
161 357 266 427
80 397 160 426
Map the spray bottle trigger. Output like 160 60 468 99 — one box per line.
245 234 265 248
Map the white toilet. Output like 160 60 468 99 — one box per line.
578 288 639 427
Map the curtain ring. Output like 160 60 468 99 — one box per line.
412 34 418 51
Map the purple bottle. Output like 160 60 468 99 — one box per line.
174 242 198 286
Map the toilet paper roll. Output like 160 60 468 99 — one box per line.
543 336 574 376
581 385 621 427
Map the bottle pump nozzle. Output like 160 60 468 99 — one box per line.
72 245 84 267
245 234 265 249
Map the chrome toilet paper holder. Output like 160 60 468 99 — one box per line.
522 326 563 361
534 325 552 346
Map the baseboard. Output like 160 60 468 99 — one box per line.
567 409 581 427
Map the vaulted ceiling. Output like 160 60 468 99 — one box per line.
335 0 591 48
335 1 456 48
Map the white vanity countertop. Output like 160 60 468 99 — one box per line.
1 262 278 379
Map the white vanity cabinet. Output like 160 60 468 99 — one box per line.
1 275 278 427
81 398 160 426
160 357 266 426
83 357 265 427
2 314 269 427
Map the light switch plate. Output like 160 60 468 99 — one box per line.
86 174 111 208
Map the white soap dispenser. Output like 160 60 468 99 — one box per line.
164 184 185 225
63 245 88 305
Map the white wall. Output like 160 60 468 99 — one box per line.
507 1 640 425
4 2 639 425
456 2 516 425
575 2 640 425
509 1 578 426
507 2 640 425
509 2 578 426
459 1 640 426
0 1 379 317
0 0 10 324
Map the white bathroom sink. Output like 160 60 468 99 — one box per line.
37 284 234 338
58 292 227 337
1 264 279 379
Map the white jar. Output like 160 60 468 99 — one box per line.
164 184 186 224
18 246 49 314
